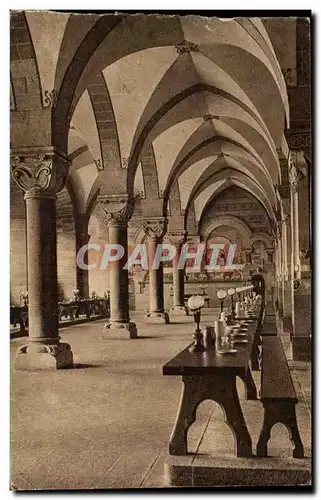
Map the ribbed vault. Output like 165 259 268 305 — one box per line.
10 13 293 238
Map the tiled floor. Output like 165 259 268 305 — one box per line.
10 309 311 490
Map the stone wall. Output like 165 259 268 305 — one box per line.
56 188 77 301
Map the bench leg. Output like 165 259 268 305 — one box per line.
287 409 305 458
257 401 305 458
256 406 274 457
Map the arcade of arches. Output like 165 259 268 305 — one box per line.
10 11 312 489
10 12 311 367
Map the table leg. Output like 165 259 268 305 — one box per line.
251 335 260 371
214 375 253 457
169 377 202 455
239 368 257 400
169 374 252 457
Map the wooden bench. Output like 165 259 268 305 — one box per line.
257 336 304 458
264 303 275 317
261 314 278 336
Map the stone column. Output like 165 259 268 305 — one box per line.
279 185 293 332
144 218 169 324
275 229 283 316
98 194 137 338
267 248 275 303
11 148 73 370
168 231 188 316
289 152 311 361
76 216 90 298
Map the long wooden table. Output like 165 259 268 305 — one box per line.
10 299 110 332
162 319 259 458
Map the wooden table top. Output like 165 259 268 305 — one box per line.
162 322 257 376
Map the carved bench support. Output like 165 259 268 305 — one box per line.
257 400 304 458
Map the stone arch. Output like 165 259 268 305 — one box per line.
250 232 273 249
133 226 146 245
201 216 252 248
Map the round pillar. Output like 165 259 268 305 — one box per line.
76 229 90 298
144 218 169 324
169 234 188 317
99 194 137 338
11 150 73 370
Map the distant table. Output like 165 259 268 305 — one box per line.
10 299 110 331
162 321 258 457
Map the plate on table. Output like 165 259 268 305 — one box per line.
233 327 248 333
217 348 237 355
231 338 248 344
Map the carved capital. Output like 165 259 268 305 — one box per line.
97 194 135 227
287 133 311 151
11 148 69 199
277 184 291 199
167 231 187 248
143 217 167 240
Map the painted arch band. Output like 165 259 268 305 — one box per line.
76 243 244 271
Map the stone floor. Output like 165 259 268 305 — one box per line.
10 309 311 490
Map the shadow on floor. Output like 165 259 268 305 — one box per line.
136 335 161 339
70 363 103 369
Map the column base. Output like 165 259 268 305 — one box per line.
170 306 189 317
145 311 170 324
14 342 73 371
292 336 311 362
103 321 137 339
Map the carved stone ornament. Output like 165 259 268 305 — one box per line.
43 89 57 108
97 194 135 227
11 149 69 199
202 114 220 122
287 134 311 150
143 218 167 240
168 231 187 247
288 157 300 192
175 40 199 54
277 184 291 199
289 151 308 193
293 279 301 291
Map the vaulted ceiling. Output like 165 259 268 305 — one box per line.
11 13 298 236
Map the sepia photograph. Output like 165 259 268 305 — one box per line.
9 9 312 490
